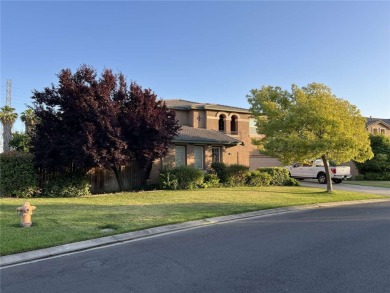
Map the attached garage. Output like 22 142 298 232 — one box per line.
249 155 282 170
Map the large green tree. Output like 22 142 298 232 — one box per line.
247 83 373 192
0 106 18 153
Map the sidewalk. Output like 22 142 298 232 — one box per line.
1 198 389 268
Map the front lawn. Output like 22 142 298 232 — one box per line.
344 181 390 188
0 186 385 256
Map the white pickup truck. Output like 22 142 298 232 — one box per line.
286 159 352 184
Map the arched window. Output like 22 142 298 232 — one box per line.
218 114 226 132
231 115 238 134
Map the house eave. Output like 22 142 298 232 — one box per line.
172 139 242 146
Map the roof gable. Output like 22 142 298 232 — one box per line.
366 117 390 129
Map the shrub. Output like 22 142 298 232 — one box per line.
159 169 179 190
210 162 228 183
353 174 365 181
225 164 250 186
43 172 90 197
257 167 292 186
0 151 39 197
211 163 249 187
203 173 220 188
283 177 300 186
160 166 204 190
246 170 272 186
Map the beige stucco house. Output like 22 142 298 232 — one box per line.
149 100 389 182
148 99 281 183
366 117 390 137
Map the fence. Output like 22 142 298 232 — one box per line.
87 165 144 194
38 163 144 194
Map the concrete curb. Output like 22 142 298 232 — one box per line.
1 198 389 268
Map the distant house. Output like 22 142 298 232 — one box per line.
366 117 390 137
148 99 281 183
340 117 390 177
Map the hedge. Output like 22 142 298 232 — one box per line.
210 163 299 187
42 172 90 197
160 166 205 190
0 151 90 197
0 151 38 197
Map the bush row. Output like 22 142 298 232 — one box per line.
159 163 299 190
0 151 90 198
2 152 298 196
210 163 298 187
354 172 390 181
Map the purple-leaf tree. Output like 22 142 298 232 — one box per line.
31 65 179 191
117 82 181 184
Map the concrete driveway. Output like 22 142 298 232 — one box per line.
299 180 390 196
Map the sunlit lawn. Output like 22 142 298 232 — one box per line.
0 186 385 256
344 181 390 188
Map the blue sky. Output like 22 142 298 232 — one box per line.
1 1 389 132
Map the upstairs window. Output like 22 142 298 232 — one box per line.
218 114 226 132
231 115 238 134
249 118 258 136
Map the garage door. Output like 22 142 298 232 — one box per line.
249 155 282 171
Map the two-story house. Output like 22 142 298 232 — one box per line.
366 117 390 137
149 100 390 182
148 99 281 183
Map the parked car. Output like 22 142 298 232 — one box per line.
285 159 352 184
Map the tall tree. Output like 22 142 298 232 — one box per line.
20 108 37 134
117 82 181 184
247 83 373 192
31 65 179 191
0 106 18 152
32 65 128 189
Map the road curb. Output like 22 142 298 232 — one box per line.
1 198 389 268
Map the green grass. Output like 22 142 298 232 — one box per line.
0 186 385 256
344 181 390 188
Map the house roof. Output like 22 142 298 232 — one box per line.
173 126 243 146
164 99 250 114
366 117 390 128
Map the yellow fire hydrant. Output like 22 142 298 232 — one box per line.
17 202 37 227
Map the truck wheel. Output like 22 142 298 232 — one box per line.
317 173 327 184
332 179 342 184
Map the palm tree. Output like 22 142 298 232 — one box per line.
0 106 18 152
20 108 36 134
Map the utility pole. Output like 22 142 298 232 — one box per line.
0 80 13 153
6 79 12 106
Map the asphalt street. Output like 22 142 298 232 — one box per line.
1 201 390 293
